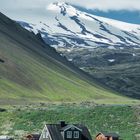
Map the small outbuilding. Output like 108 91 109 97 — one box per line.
95 132 120 140
25 134 40 140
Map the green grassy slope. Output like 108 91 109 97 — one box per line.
0 12 137 104
0 104 139 140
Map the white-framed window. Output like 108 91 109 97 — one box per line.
74 131 79 139
67 131 72 138
43 130 49 139
43 131 46 138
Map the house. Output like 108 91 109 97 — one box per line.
39 121 92 140
95 132 120 140
25 134 40 140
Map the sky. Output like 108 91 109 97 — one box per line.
0 0 140 24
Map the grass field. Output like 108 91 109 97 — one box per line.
0 103 139 140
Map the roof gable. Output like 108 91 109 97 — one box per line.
61 124 82 132
46 124 63 140
96 132 119 138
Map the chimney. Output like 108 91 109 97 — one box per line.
60 121 66 127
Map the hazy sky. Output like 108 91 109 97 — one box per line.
1 0 140 11
0 0 140 24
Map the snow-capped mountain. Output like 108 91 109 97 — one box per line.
18 2 140 49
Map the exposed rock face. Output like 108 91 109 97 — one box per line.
0 58 4 63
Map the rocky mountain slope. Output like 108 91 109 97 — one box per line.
63 47 140 99
19 2 140 49
16 2 140 99
0 12 133 105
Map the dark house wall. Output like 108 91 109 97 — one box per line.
64 127 82 140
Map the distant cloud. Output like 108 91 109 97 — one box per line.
68 0 140 11
0 0 140 15
1 0 140 11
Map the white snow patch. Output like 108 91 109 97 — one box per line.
67 49 71 52
79 13 93 21
120 47 124 50
68 59 73 61
108 46 116 50
93 15 140 33
66 6 77 16
132 53 136 56
47 3 60 11
41 34 45 38
134 47 140 50
108 59 115 62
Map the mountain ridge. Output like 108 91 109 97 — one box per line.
18 2 140 49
